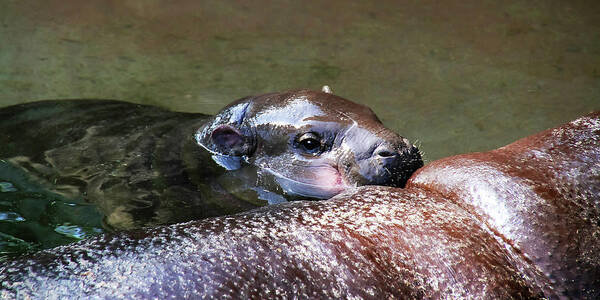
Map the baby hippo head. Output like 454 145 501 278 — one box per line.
196 89 423 199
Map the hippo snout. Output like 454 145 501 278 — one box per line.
348 138 423 188
367 141 423 187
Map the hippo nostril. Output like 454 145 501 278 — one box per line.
374 143 401 159
376 150 396 158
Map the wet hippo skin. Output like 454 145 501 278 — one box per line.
1 112 598 299
408 113 600 298
0 89 422 230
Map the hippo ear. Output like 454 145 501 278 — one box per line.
196 101 254 159
210 125 246 156
321 85 333 94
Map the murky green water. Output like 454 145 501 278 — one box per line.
0 160 104 258
1 1 599 257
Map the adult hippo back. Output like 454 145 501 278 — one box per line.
1 112 598 299
0 89 422 229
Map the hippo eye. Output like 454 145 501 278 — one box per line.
295 132 323 155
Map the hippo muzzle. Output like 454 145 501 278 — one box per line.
354 141 423 187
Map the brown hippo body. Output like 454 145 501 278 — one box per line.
1 112 598 299
409 113 600 297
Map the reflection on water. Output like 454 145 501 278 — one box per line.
0 212 25 222
0 182 17 193
54 223 103 240
0 161 104 259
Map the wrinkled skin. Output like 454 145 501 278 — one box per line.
1 113 597 298
0 90 421 230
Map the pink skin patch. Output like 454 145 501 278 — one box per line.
263 163 348 199
309 164 346 192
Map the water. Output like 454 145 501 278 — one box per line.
0 161 104 259
1 1 599 256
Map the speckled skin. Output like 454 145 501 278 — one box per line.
1 112 598 299
408 111 600 298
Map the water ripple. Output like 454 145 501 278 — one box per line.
54 223 103 240
0 182 17 192
0 211 26 222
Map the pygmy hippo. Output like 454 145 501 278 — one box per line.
0 88 422 230
1 110 597 298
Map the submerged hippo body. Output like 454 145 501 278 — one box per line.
1 113 598 298
0 90 422 230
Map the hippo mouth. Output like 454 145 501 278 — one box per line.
261 163 349 199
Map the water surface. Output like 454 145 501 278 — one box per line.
1 0 599 256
